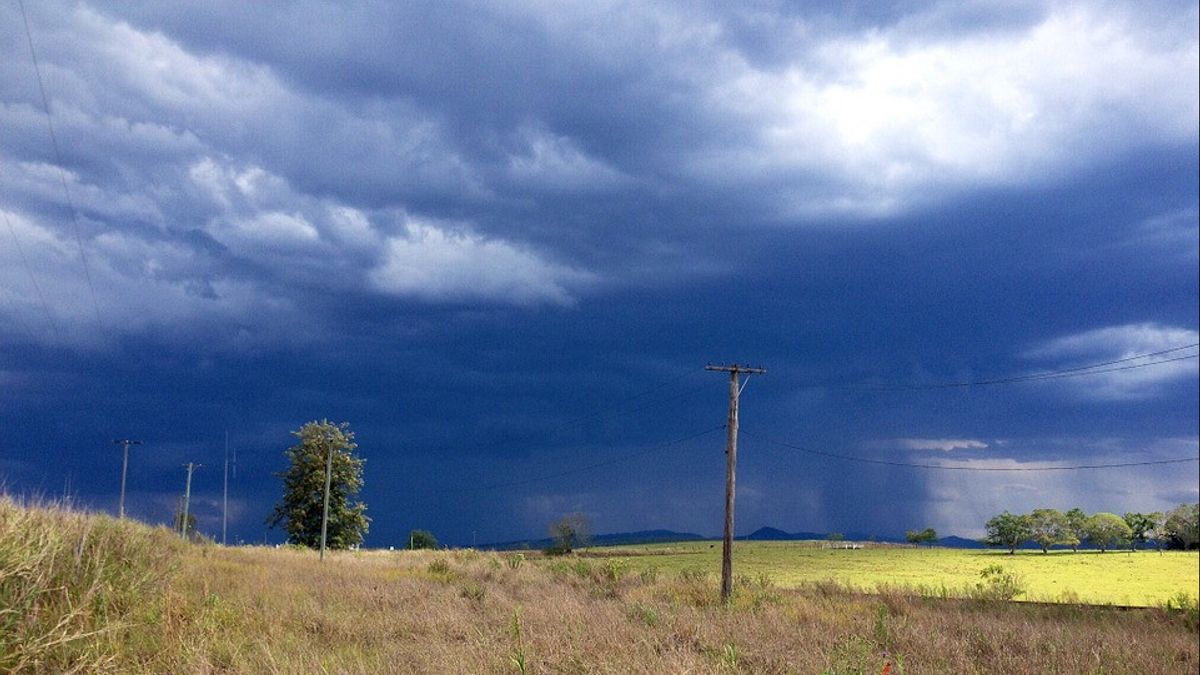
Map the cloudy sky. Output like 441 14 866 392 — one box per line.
2 0 1196 546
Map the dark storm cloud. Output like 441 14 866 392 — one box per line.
0 1 1196 545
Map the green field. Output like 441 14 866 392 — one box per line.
596 541 1200 607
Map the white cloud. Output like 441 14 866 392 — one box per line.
699 3 1199 216
370 220 589 306
506 125 631 193
897 438 988 452
920 437 1200 538
1024 323 1199 400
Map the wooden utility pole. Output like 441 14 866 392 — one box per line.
113 439 142 519
222 431 229 546
181 462 200 541
705 363 766 604
319 432 334 562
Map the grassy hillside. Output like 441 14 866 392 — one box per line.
2 499 1198 673
599 541 1200 606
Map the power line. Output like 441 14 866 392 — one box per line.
437 424 725 493
1 204 61 340
741 429 1200 472
552 369 706 430
390 368 711 460
829 344 1199 392
18 0 104 330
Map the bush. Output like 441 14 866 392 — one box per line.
1164 592 1199 631
971 565 1025 601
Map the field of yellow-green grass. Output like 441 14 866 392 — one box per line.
595 541 1200 607
2 497 1198 673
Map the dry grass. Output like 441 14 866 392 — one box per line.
3 500 1198 673
0 496 183 672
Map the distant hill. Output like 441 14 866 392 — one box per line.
936 535 987 549
481 528 706 551
484 527 994 550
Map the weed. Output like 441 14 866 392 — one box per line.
872 605 892 651
509 608 528 675
822 635 879 675
972 564 1025 601
625 603 660 627
599 558 627 584
507 553 525 570
460 582 486 605
637 565 659 584
1163 591 1199 631
719 643 738 670
427 558 452 576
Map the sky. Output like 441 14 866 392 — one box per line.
1 0 1197 547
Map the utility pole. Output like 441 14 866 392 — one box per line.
112 439 142 519
222 431 229 546
181 462 200 541
319 431 334 562
705 363 766 604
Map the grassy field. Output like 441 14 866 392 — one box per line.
3 498 1198 673
593 541 1200 607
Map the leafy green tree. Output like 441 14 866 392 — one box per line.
1027 508 1070 553
409 529 437 550
267 420 369 549
1084 512 1132 553
1123 512 1159 551
1064 507 1088 552
984 511 1031 554
905 527 938 546
546 512 590 555
1164 503 1200 550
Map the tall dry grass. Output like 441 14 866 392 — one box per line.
2 499 1197 673
0 496 183 672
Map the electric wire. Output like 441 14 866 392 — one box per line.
1 202 61 339
828 344 1199 392
436 424 725 493
741 429 1200 472
18 0 104 329
389 368 712 461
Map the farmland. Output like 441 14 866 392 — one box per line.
594 541 1200 607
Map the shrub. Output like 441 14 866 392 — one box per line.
971 564 1025 601
1164 591 1199 631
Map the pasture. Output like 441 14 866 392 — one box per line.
596 541 1200 607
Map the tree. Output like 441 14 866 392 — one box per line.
1084 512 1131 553
1123 512 1158 551
1145 512 1168 552
1064 508 1087 552
409 529 437 550
983 511 1031 554
1163 503 1200 550
1027 508 1070 554
266 420 369 550
546 512 590 555
905 527 938 546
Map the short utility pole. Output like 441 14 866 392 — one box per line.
222 430 233 546
181 462 200 541
705 363 766 604
112 439 143 519
319 431 334 562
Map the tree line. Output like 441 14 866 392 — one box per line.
983 504 1200 554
